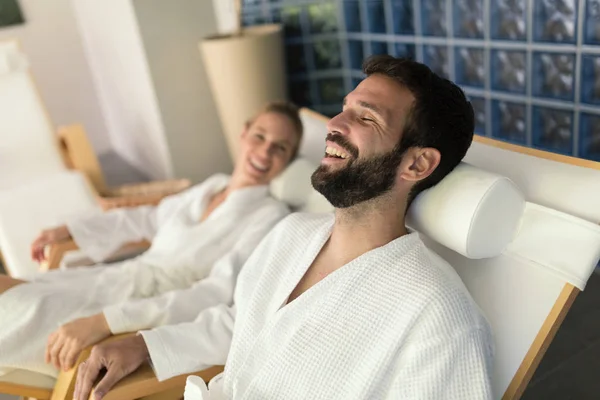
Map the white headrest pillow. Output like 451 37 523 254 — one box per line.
406 162 526 259
270 158 319 208
272 159 525 259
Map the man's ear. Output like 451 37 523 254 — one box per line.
398 147 441 183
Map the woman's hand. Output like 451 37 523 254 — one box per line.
45 313 111 371
30 225 71 262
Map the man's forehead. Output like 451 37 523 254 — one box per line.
347 76 412 110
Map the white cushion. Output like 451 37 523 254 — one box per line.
421 202 600 397
0 41 66 191
406 163 525 259
0 171 100 279
465 139 600 224
298 110 328 167
300 189 334 214
505 202 600 290
270 158 319 208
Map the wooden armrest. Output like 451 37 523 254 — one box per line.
101 364 224 400
40 239 79 271
40 240 151 271
50 334 135 400
50 333 223 400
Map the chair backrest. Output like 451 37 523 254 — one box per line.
0 171 100 279
0 40 66 191
57 124 107 195
297 108 600 400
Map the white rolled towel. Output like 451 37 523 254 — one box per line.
184 373 226 400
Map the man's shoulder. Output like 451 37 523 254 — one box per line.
380 237 490 333
413 242 491 332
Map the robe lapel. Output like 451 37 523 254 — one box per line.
270 219 333 316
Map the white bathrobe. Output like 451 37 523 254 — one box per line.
143 213 494 399
0 174 289 378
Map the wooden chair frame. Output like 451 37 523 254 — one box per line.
1 108 598 399
40 239 151 271
0 334 223 400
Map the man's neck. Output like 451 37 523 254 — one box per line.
327 194 409 269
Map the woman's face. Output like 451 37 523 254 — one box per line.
235 111 300 186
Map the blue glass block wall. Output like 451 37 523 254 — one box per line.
242 0 600 162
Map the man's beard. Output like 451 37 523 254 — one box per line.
311 137 405 209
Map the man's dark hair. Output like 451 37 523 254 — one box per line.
362 55 475 208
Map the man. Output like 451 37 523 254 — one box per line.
75 55 492 400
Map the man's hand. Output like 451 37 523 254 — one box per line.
74 334 149 400
30 225 71 262
45 313 111 371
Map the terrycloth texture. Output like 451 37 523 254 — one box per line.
148 213 494 399
0 174 289 378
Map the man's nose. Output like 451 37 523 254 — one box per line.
326 111 351 136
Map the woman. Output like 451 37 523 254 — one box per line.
0 101 303 378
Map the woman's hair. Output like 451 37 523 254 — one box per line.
249 101 304 159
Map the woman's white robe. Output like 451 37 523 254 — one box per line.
143 213 494 399
0 174 289 377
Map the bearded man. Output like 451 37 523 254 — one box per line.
75 55 493 400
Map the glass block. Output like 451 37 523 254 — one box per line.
491 0 527 40
313 40 342 70
242 12 266 27
281 6 303 37
579 113 600 162
369 41 388 56
318 78 346 104
491 100 527 144
243 0 261 5
423 45 449 78
393 43 416 59
581 55 600 105
533 0 578 43
421 0 447 36
454 0 484 38
391 0 414 35
532 106 574 155
532 52 575 100
353 77 364 89
285 44 307 74
348 40 365 70
343 1 362 32
289 80 311 106
455 47 485 88
308 2 338 34
470 96 487 135
366 0 386 33
491 50 526 93
269 8 282 24
584 0 600 44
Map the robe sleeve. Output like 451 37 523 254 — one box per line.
139 304 236 382
65 183 206 263
101 202 289 334
385 326 494 400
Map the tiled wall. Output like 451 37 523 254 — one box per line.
242 0 600 162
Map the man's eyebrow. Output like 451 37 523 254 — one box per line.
343 96 385 117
